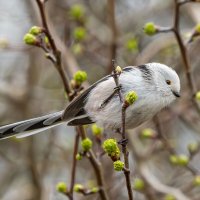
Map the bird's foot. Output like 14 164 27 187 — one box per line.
118 138 128 146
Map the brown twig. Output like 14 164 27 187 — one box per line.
121 103 134 200
34 1 81 200
110 62 133 199
35 0 72 99
172 0 200 113
68 131 80 200
77 126 109 200
107 0 118 74
154 115 199 176
173 0 195 94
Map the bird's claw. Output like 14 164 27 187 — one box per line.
118 138 128 146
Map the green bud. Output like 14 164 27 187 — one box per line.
91 187 99 193
133 178 145 191
141 128 156 139
125 38 138 52
193 176 200 186
177 155 189 166
73 27 86 41
81 138 93 152
195 91 200 101
195 24 200 34
69 4 85 21
103 139 120 156
187 142 199 154
74 184 84 192
44 36 49 45
164 194 176 200
76 153 82 160
91 124 103 136
73 70 87 85
169 155 179 165
72 43 84 55
29 26 43 35
113 160 124 171
125 91 138 105
23 33 38 45
144 22 157 36
56 182 67 193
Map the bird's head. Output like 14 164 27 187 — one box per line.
147 62 181 102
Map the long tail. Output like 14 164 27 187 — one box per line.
0 111 64 140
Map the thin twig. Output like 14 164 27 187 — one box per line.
107 0 117 74
77 126 109 200
121 103 134 200
172 0 200 113
35 0 72 99
110 62 133 199
154 115 199 176
68 131 80 200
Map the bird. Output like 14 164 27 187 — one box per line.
0 62 180 140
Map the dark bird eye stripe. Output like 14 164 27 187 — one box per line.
138 64 152 81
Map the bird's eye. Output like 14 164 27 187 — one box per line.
166 80 171 85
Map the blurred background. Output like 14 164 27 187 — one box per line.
0 0 200 199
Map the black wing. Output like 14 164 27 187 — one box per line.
63 66 135 126
62 74 111 125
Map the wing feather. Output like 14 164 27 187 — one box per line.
62 74 111 121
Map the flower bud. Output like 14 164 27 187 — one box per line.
115 66 122 74
91 124 103 136
125 91 138 105
91 187 99 193
23 33 38 46
73 70 87 85
29 26 43 35
44 36 49 45
125 38 138 52
143 22 157 36
72 43 84 55
102 139 120 160
56 182 67 193
133 178 145 191
113 160 124 171
195 24 200 34
195 91 200 101
81 138 93 152
169 154 189 166
164 194 176 200
76 153 82 160
177 155 189 166
140 128 156 139
193 176 200 187
169 155 179 165
74 184 84 192
187 142 199 155
73 27 86 41
69 4 85 21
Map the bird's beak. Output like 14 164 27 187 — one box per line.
172 91 181 98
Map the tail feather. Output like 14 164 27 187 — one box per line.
0 111 63 139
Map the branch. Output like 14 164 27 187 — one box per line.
35 0 72 99
68 131 80 200
111 63 133 200
77 126 109 200
140 163 191 200
121 103 134 200
107 0 118 74
172 0 200 113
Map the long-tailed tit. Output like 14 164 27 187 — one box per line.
0 62 180 139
